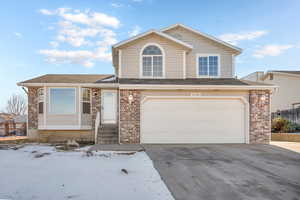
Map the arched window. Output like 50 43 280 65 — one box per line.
141 45 163 77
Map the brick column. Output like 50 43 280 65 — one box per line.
249 90 271 144
119 90 141 144
27 87 40 138
91 88 101 139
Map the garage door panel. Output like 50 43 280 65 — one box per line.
141 98 246 144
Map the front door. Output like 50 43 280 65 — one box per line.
101 90 117 124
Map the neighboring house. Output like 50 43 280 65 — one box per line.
0 116 8 136
13 115 27 136
242 71 300 112
0 114 27 136
18 24 276 144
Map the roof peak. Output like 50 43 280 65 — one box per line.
160 23 242 53
112 29 193 49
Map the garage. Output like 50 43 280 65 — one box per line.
141 96 248 144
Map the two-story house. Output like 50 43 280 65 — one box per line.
242 70 300 112
18 24 276 144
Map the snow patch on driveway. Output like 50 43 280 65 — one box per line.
0 144 174 200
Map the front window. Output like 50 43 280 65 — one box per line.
142 45 163 77
198 55 219 77
49 88 76 114
82 88 91 114
38 88 44 114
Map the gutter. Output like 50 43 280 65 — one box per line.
119 84 278 90
17 82 119 88
17 82 278 91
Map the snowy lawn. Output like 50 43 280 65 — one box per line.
0 144 174 200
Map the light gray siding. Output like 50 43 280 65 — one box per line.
164 26 236 78
119 33 188 79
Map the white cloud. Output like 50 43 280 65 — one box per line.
38 8 119 67
49 41 59 48
39 49 96 67
14 32 22 38
47 26 55 30
128 25 141 37
39 7 120 28
253 44 293 58
39 9 55 15
219 30 268 45
111 3 123 8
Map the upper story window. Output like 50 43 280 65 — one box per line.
197 54 220 77
141 44 164 78
37 88 44 114
49 88 76 114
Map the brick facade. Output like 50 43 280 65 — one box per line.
91 88 101 138
119 90 141 144
249 90 271 144
27 87 40 138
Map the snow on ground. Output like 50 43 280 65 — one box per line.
0 144 174 200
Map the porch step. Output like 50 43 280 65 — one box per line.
97 138 118 144
97 124 118 144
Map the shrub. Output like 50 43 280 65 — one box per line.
272 117 300 133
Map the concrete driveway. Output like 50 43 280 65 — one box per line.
144 144 300 200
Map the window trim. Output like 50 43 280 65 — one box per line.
48 87 77 115
81 87 92 114
37 88 44 114
196 54 221 78
140 43 165 79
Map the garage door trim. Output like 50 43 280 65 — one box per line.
140 96 249 144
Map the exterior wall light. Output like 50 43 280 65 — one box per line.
128 94 134 104
260 95 266 101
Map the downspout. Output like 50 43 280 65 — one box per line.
22 87 28 94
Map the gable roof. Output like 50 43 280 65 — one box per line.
112 29 193 49
18 74 113 84
271 70 300 75
261 70 300 80
161 23 242 54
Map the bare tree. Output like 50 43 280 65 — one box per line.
5 94 27 116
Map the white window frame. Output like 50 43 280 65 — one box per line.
196 54 221 78
140 43 165 79
37 88 44 113
48 87 77 115
37 88 44 102
81 87 92 114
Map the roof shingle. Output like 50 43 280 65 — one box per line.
117 78 273 86
19 74 113 84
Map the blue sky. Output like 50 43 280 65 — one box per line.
0 0 299 110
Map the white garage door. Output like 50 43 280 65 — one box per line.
141 97 247 144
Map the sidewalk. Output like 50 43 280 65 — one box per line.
271 141 300 153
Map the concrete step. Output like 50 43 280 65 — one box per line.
99 136 118 140
98 139 118 144
100 130 118 133
99 133 118 136
97 124 118 144
99 124 118 129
